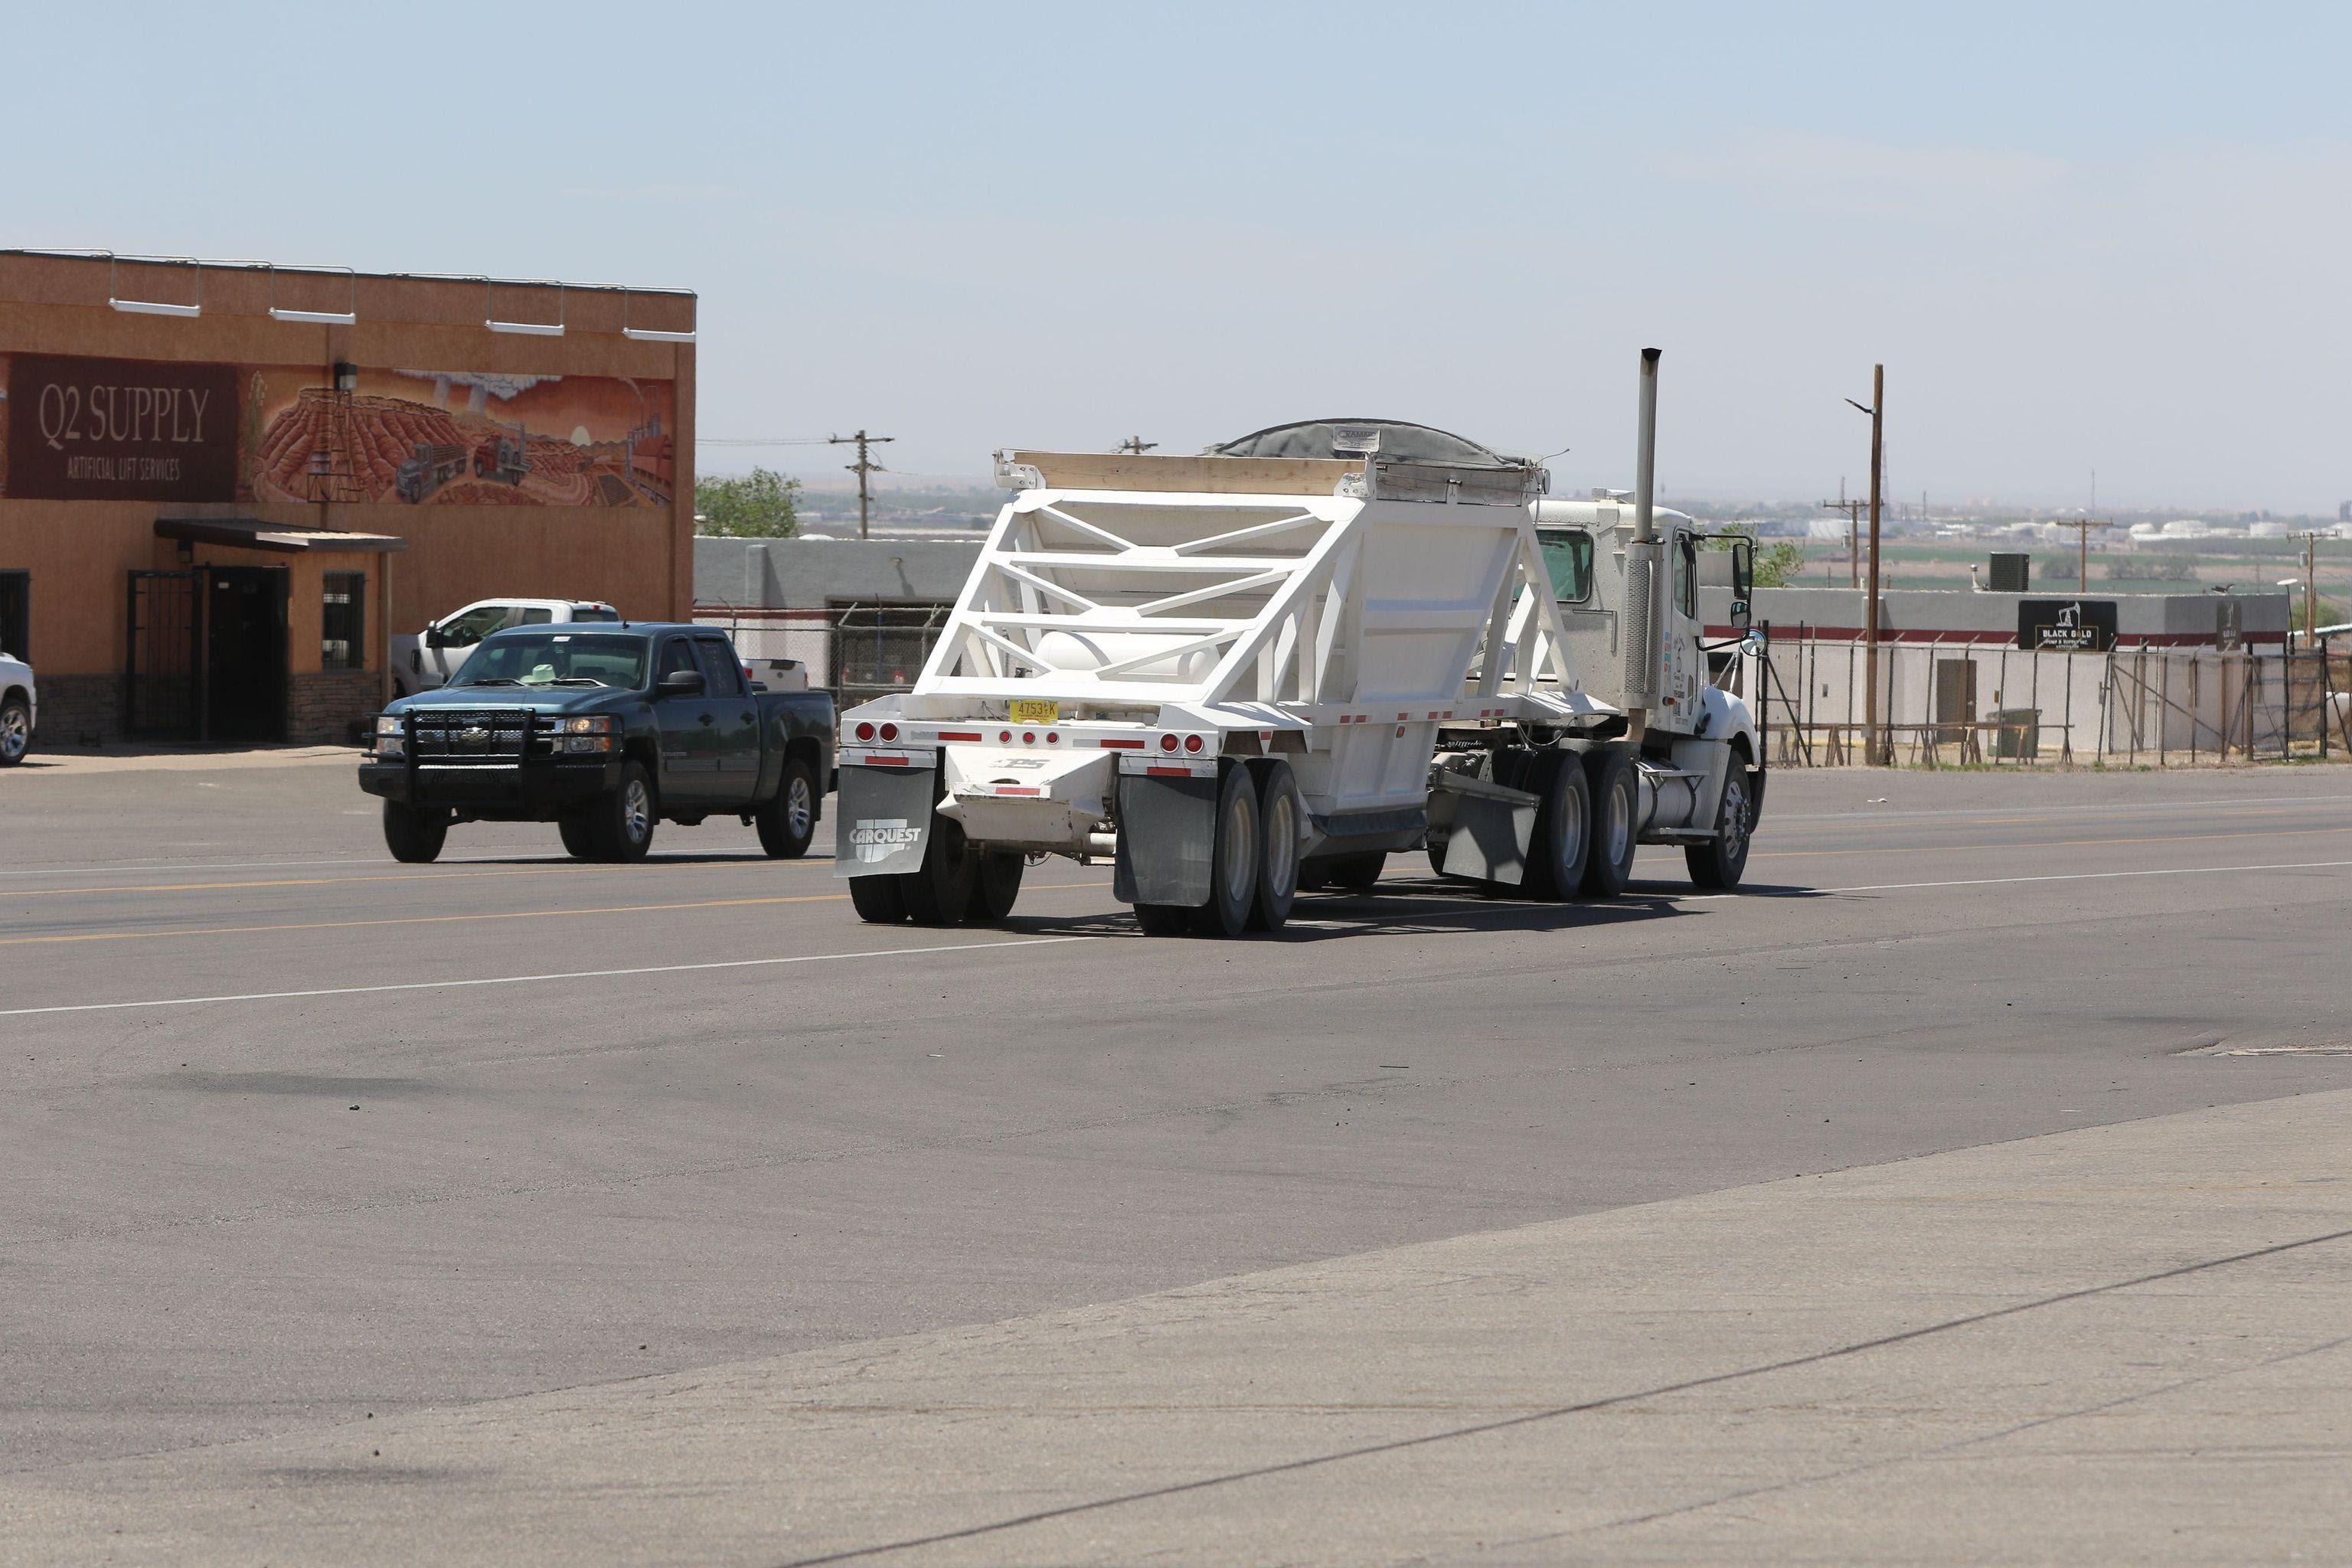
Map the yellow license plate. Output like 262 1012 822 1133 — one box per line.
1008 699 1060 725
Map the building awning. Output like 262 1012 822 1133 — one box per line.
155 518 408 554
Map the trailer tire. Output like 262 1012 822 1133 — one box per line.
972 851 1024 923
849 874 909 923
1247 760 1301 932
901 815 978 926
1685 763 1756 890
1191 762 1260 938
1329 851 1386 891
1578 749 1638 899
382 802 449 864
1296 861 1332 893
1133 902 1191 936
1522 751 1593 901
756 756 819 859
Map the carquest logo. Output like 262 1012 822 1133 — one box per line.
848 818 922 864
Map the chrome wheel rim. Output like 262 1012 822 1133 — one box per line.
787 776 814 839
1719 775 1749 861
0 709 25 760
623 778 652 842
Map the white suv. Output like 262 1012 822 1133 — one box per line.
390 599 622 696
0 649 32 766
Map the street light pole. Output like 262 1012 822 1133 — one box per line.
1847 366 1885 764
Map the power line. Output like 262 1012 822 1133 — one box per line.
697 436 835 447
829 429 896 541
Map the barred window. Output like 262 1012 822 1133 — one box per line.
322 572 366 671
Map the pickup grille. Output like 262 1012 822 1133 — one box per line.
410 710 532 759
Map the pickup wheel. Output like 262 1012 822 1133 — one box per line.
0 697 30 766
849 874 908 923
971 851 1024 923
1685 764 1756 890
382 802 449 863
589 761 658 862
1521 752 1593 901
557 813 597 859
1191 763 1260 938
900 815 977 926
756 756 819 859
1578 749 1638 900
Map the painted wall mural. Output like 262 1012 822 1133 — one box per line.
1 353 675 509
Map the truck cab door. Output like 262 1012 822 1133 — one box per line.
1667 531 1700 723
424 603 514 688
694 636 761 804
653 635 716 804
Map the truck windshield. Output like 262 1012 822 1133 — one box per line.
1538 530 1592 603
452 633 649 689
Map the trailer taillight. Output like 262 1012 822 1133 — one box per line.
854 721 875 742
1184 734 1204 753
1159 733 1179 752
1045 731 1060 744
879 723 900 742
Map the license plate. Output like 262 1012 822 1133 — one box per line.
1008 699 1060 725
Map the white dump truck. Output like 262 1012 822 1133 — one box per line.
836 349 1765 936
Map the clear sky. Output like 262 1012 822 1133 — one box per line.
12 2 2349 511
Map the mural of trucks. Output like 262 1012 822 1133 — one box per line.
395 443 469 504
473 420 533 485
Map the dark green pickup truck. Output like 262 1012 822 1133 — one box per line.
358 622 834 864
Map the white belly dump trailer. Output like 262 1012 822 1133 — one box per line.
837 351 1764 936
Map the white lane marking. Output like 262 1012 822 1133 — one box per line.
0 936 1095 1018
1821 858 2352 894
0 850 826 880
1769 793 2352 825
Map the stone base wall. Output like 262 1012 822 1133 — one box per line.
32 674 124 745
288 671 382 746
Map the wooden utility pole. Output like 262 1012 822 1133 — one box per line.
828 430 894 540
1847 368 1885 763
1115 436 1158 455
2073 518 2117 591
2305 531 2321 645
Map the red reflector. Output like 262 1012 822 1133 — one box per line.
854 722 875 742
939 730 982 742
879 722 899 742
1101 738 1145 750
1184 734 1204 753
995 786 1040 795
1022 730 1036 743
867 756 908 766
1045 731 1059 743
1145 766 1191 776
999 730 1012 742
1159 733 1179 752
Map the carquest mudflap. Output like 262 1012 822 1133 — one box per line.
835 761 939 877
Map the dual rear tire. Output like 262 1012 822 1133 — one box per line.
849 812 1026 927
1136 758 1302 939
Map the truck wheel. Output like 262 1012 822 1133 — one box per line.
0 697 30 766
382 802 449 863
1191 762 1260 938
1247 760 1300 933
1296 861 1332 892
1133 903 1191 936
1686 764 1756 890
901 815 977 926
590 761 658 862
1329 851 1386 891
756 756 819 859
849 874 908 923
557 813 597 859
1578 749 1638 900
972 851 1024 923
1521 752 1593 901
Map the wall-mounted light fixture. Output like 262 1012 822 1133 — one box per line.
269 263 358 326
108 254 201 318
487 279 565 336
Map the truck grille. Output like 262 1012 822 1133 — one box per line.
410 710 532 758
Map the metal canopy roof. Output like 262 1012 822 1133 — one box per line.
155 518 408 554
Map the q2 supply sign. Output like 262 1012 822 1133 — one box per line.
5 354 237 502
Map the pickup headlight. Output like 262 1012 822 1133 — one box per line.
373 714 405 757
554 714 619 754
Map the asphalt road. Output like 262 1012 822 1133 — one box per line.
4 756 2350 1481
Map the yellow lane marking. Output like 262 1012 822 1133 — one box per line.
1751 822 2352 859
0 882 1113 947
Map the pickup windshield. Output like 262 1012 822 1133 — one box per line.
452 633 649 689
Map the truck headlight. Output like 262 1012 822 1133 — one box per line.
373 715 405 757
555 714 618 753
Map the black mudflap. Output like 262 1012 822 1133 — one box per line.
835 762 939 878
1112 770 1218 907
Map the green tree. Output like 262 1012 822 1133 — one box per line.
696 467 802 537
1753 540 1807 588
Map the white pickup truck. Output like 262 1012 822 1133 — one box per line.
390 599 621 697
0 648 34 766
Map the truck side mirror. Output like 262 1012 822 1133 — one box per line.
658 668 707 697
1730 539 1754 630
424 626 449 649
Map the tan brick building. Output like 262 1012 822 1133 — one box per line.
0 250 695 744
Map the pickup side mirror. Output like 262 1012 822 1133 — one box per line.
1730 538 1754 630
658 668 707 697
424 626 450 649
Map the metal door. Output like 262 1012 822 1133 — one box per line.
126 571 202 739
